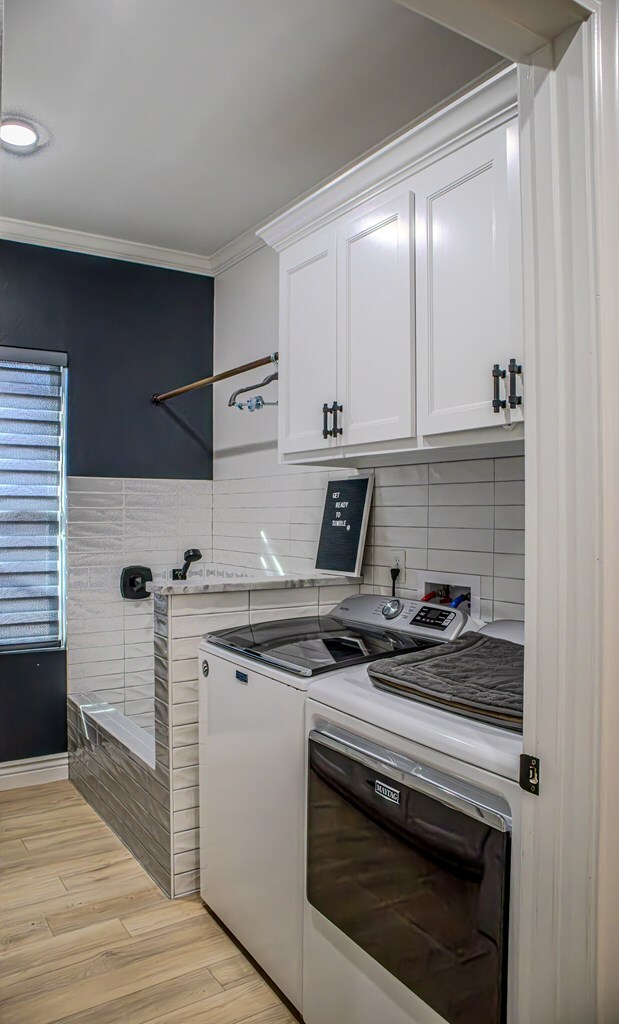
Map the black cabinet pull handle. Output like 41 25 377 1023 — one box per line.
331 401 343 436
492 364 506 413
322 403 333 439
508 358 522 409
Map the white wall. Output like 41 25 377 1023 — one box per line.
213 245 280 480
213 249 525 622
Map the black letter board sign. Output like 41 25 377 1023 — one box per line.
315 474 374 577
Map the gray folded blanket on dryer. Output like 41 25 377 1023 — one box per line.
368 632 524 731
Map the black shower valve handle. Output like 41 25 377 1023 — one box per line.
174 548 202 581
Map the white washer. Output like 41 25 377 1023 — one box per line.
198 595 469 1012
198 645 310 1009
304 657 523 1024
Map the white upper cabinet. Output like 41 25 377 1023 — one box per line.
336 189 414 448
259 66 522 463
415 121 523 435
278 229 337 455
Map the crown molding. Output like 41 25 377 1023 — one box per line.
208 228 265 276
257 65 517 252
0 216 215 275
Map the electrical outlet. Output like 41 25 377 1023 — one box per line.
391 550 406 585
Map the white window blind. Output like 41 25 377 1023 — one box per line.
0 351 67 652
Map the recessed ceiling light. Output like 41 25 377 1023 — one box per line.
0 119 40 151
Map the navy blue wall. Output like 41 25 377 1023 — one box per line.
0 240 214 762
0 239 214 478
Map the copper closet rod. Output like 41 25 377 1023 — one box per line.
152 352 279 404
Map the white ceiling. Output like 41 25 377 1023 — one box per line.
0 0 499 258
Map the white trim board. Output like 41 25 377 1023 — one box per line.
0 752 69 791
0 215 268 279
516 20 602 1024
0 217 216 276
395 0 592 61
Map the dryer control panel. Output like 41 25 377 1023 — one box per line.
332 594 467 643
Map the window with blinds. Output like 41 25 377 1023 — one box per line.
0 351 67 652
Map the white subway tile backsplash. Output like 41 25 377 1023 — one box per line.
68 629 124 649
69 477 124 493
372 506 428 528
495 481 525 505
428 506 495 529
290 507 323 525
493 601 525 621
68 492 124 509
68 644 125 664
66 458 526 766
428 549 494 576
494 530 525 555
494 457 525 481
429 460 494 484
428 528 494 553
372 546 428 570
494 577 525 603
375 465 428 487
494 505 525 529
374 485 429 507
494 554 525 579
373 526 428 548
429 482 495 506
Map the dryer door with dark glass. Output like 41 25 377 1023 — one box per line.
307 729 512 1024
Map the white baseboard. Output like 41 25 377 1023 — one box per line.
0 752 69 791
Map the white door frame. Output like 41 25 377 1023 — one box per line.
398 1 618 1019
511 3 616 1021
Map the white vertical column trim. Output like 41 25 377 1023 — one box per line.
517 20 602 1024
593 1 619 1019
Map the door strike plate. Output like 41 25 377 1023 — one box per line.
519 753 540 795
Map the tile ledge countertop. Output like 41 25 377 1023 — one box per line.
146 569 362 596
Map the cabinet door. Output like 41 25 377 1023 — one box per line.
336 190 414 448
415 121 523 435
278 229 337 454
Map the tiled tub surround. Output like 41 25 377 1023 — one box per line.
212 456 525 622
69 575 359 898
67 476 213 732
153 578 360 898
68 694 172 895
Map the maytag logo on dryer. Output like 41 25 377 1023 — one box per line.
375 780 400 805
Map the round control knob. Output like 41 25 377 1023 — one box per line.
382 599 402 620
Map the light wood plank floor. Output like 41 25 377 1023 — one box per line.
0 780 295 1024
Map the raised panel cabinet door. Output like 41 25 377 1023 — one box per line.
415 121 523 435
278 229 338 455
336 190 414 448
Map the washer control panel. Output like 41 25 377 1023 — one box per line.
332 593 466 643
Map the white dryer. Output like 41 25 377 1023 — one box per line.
303 618 524 1024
